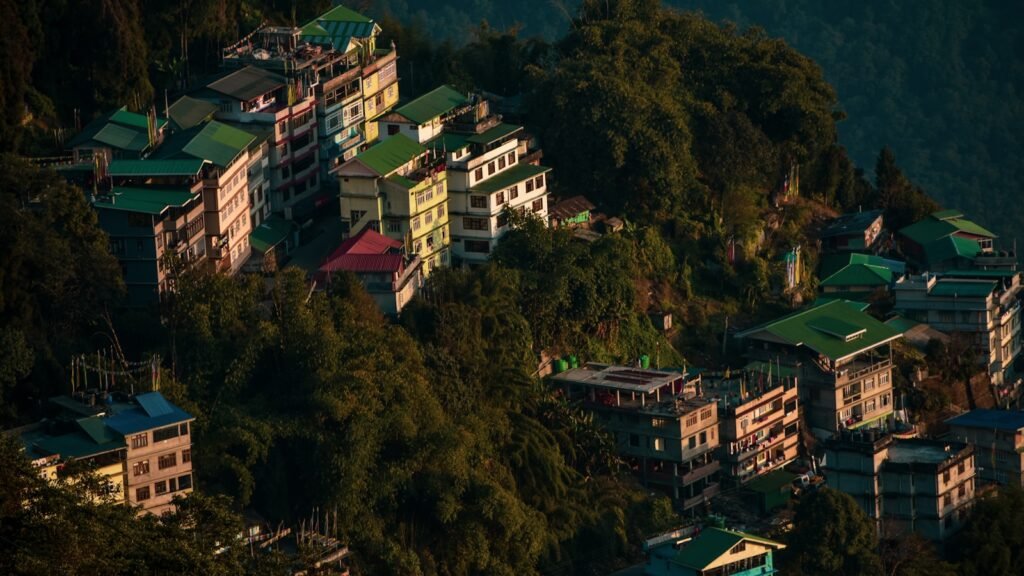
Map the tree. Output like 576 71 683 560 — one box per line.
952 486 1024 576
782 488 883 576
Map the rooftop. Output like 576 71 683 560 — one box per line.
67 107 167 151
349 134 425 176
393 85 471 125
549 195 596 220
820 263 893 288
470 163 550 194
819 253 906 281
923 235 982 264
736 300 903 363
94 187 199 215
900 210 997 246
929 279 997 298
465 122 522 145
671 528 784 571
947 409 1024 432
820 209 883 238
167 95 219 131
208 66 286 101
107 158 207 177
299 4 377 51
105 392 193 436
886 439 969 465
552 362 690 394
249 216 293 253
156 121 256 168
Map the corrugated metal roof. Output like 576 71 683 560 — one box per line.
820 209 883 238
182 121 256 167
250 216 293 253
321 253 403 273
947 409 1024 431
671 528 784 570
136 392 173 417
471 163 550 194
394 85 470 125
300 4 376 50
549 195 595 220
820 263 893 287
93 123 150 152
929 279 997 298
208 66 285 101
94 187 198 215
350 134 425 176
466 122 522 145
168 95 219 131
108 158 206 177
328 227 402 259
106 392 192 435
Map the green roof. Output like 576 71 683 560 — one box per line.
671 528 783 570
77 417 119 445
942 269 1019 279
820 263 893 288
94 187 199 215
167 95 218 131
737 300 903 362
885 315 921 333
950 218 997 238
819 253 905 279
93 123 150 152
386 173 419 189
353 134 425 176
932 209 964 220
745 469 797 494
315 4 371 23
107 158 206 177
393 85 470 124
901 210 997 246
923 236 981 264
930 280 997 298
182 121 256 167
250 216 292 253
427 132 471 155
466 122 522 145
470 163 550 194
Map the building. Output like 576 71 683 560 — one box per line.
737 300 903 438
336 134 450 275
549 195 596 229
191 66 322 224
893 271 1022 385
316 227 423 316
822 432 976 541
551 363 720 511
644 527 786 576
377 85 471 144
221 4 399 180
818 253 905 299
151 121 257 275
946 409 1024 486
820 210 885 253
703 363 800 486
67 107 167 169
94 186 207 304
898 210 1002 271
12 391 195 516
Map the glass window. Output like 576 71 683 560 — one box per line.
470 195 487 208
136 486 151 501
155 480 168 495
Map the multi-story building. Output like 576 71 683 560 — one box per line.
551 363 720 511
152 121 256 275
737 300 903 438
946 409 1024 486
898 209 1000 271
336 134 450 274
377 85 472 144
222 4 398 180
94 186 206 304
12 391 194 516
820 209 885 254
191 66 321 224
644 527 786 576
894 271 1022 385
703 364 800 486
823 432 976 541
67 107 167 168
316 227 423 316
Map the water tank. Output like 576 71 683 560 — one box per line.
568 355 579 369
554 359 569 374
640 354 650 369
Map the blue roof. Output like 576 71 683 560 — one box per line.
947 409 1024 432
106 392 192 435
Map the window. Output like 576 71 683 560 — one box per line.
943 494 952 507
532 198 544 213
732 542 746 554
943 470 951 483
387 124 400 135
535 174 545 189
496 191 506 206
685 415 698 427
136 486 151 501
179 474 193 490
958 483 966 497
498 156 506 169
464 217 488 231
182 449 191 463
509 186 519 200
131 433 148 449
465 240 490 254
133 460 150 476
474 168 484 182
507 151 516 164
629 434 640 448
153 426 180 443
158 453 177 470
688 436 697 449
387 220 401 233
412 217 421 231
155 480 168 495
497 213 509 228
470 195 487 208
437 205 445 218
180 423 189 436
424 212 433 225
958 461 965 474
487 162 495 176
526 178 535 193
699 431 707 445
653 438 665 451
350 210 366 223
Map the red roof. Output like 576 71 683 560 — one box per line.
326 227 403 261
320 228 406 275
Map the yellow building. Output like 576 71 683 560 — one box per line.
337 134 450 274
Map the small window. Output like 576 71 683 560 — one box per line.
180 423 189 436
437 205 445 218
629 434 640 447
498 156 506 170
136 486 151 501
153 426 179 443
496 191 506 206
653 438 665 451
487 162 495 176
131 433 148 449
507 151 516 164
133 460 150 476
387 124 400 135
154 480 168 495
535 174 545 188
387 220 401 233
182 449 192 463
158 453 177 470
179 474 193 490
470 195 487 208
526 179 535 193
474 168 483 182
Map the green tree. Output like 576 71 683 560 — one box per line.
952 486 1024 576
782 488 883 576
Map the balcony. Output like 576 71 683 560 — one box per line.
833 358 892 385
681 460 721 485
682 483 721 510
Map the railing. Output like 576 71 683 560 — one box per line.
681 460 721 485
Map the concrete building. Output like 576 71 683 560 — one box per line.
898 209 1004 271
703 363 800 486
336 134 450 275
316 227 423 316
822 433 976 541
644 527 786 576
221 4 399 181
946 409 1024 486
377 85 471 144
12 391 194 516
152 121 257 275
893 271 1022 385
551 363 720 511
737 300 903 438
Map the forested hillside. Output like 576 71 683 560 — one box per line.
362 0 1024 239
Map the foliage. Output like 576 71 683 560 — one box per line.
781 487 883 576
951 486 1024 576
